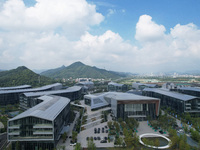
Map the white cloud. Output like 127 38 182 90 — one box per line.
135 15 166 42
107 9 116 17
0 0 104 39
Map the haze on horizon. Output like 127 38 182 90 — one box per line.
0 0 200 74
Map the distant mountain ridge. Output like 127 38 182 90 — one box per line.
0 66 54 87
41 61 131 79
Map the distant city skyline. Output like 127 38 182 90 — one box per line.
0 0 200 73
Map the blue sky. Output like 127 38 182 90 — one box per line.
89 0 200 40
0 0 200 73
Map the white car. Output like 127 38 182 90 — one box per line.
70 143 76 146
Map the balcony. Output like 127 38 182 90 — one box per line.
8 131 20 135
33 124 53 129
185 103 191 106
9 125 20 129
33 131 53 135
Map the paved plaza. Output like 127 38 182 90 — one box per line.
137 121 169 136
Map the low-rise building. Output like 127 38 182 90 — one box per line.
132 82 158 90
84 92 160 120
178 87 200 97
75 81 94 91
143 88 200 116
8 95 70 150
107 82 128 92
0 85 32 91
19 86 82 110
0 83 62 106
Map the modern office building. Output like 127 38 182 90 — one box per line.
162 82 189 90
0 83 62 106
107 82 128 92
20 86 82 110
84 93 110 110
75 81 94 91
178 87 200 97
132 82 158 90
0 85 32 91
8 95 70 150
143 88 200 116
84 92 160 120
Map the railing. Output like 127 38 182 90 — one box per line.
33 124 53 129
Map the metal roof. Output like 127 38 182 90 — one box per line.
143 88 197 101
179 87 200 92
104 92 159 101
84 93 109 109
108 82 124 87
133 83 157 87
24 86 82 97
0 83 62 94
77 81 94 85
0 85 31 90
9 95 70 121
84 92 159 110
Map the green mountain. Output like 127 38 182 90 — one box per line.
0 66 55 87
41 62 127 79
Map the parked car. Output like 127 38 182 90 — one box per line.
70 143 76 146
100 140 107 143
104 137 108 140
94 137 97 140
159 130 164 134
105 125 108 128
86 137 89 141
106 130 108 133
97 137 101 140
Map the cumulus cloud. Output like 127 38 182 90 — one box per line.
134 15 200 72
135 15 166 42
0 0 104 39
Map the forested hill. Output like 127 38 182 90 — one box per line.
0 66 55 87
41 61 128 79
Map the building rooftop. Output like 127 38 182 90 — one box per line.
104 92 159 101
143 88 197 101
179 87 200 92
133 82 157 88
24 86 82 97
10 95 70 121
0 83 62 94
0 85 31 90
84 92 159 110
77 81 94 85
108 82 124 86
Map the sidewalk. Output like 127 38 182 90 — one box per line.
57 111 80 150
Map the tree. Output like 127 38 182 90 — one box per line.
74 143 82 150
107 121 112 129
72 131 78 143
62 132 67 143
87 139 96 150
118 118 123 123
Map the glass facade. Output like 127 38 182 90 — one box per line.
8 101 70 150
117 103 156 120
143 90 200 116
108 84 128 92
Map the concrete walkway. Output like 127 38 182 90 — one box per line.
137 121 168 136
56 111 80 150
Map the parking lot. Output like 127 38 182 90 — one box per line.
77 122 114 148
